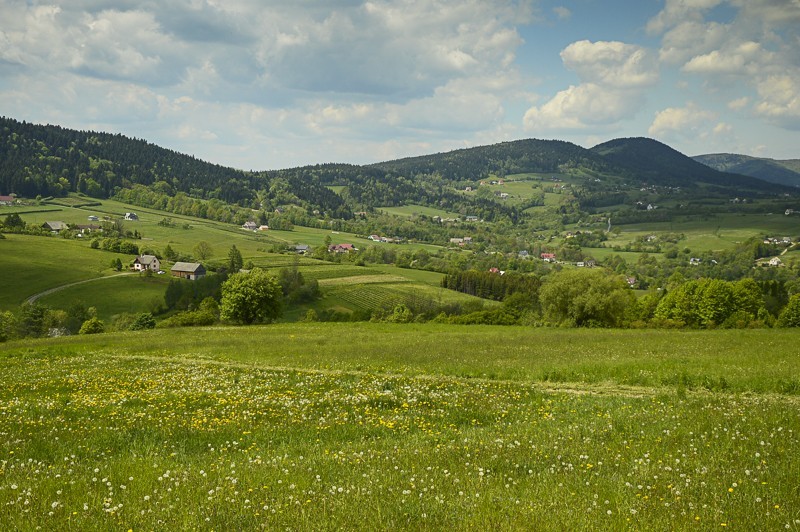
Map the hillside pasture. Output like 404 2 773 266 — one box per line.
0 326 797 530
35 273 171 322
0 234 130 310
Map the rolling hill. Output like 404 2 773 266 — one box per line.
692 153 800 188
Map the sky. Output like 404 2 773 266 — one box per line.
1 0 799 171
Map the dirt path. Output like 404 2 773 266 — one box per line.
25 272 138 305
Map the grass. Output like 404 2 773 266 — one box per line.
0 325 798 529
0 234 130 310
377 204 462 219
35 274 171 322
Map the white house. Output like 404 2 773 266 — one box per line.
133 255 160 272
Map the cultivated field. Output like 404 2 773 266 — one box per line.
1 325 798 530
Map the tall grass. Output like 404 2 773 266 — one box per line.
1 325 798 529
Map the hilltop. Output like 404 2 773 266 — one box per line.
693 153 800 188
2 117 796 223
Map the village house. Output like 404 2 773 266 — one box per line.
74 224 101 236
42 221 68 233
170 262 206 280
124 212 139 221
689 257 702 265
328 243 355 253
295 244 310 254
464 215 479 222
540 252 556 262
242 221 258 231
368 234 381 241
769 257 783 267
258 225 270 231
133 254 161 272
87 215 99 221
0 195 15 206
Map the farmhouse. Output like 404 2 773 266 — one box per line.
171 262 206 280
242 221 258 231
258 225 270 231
87 215 99 221
42 221 68 233
124 212 139 221
134 254 161 272
74 224 101 235
295 244 310 254
328 243 355 253
0 195 15 205
540 252 556 262
768 257 783 267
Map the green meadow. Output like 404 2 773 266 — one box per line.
1 325 798 530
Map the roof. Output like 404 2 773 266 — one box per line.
171 262 205 273
0 195 14 202
135 255 159 265
43 221 68 230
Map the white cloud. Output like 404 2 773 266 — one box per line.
646 0 723 35
753 73 800 129
728 96 749 110
561 40 659 88
648 103 717 139
682 41 776 76
552 6 571 20
524 40 657 131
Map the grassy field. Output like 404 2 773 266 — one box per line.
378 204 462 220
0 234 131 310
35 274 172 322
0 325 798 530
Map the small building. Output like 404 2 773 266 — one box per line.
74 224 101 235
769 257 783 267
328 243 355 253
42 221 68 233
87 215 99 221
295 244 310 254
518 250 529 259
0 195 15 206
465 215 479 222
124 212 139 221
368 234 381 241
171 262 206 280
134 255 161 272
242 221 258 231
258 225 270 231
689 257 702 266
540 252 556 262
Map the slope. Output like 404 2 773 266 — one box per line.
693 153 800 188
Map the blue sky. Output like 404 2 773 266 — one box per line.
1 0 798 170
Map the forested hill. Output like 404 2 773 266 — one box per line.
591 137 790 193
692 153 800 188
371 138 619 180
0 117 256 201
2 117 795 221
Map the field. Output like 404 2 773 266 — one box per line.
0 325 798 529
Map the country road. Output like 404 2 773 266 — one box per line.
25 272 138 305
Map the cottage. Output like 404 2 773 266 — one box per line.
74 224 101 235
42 221 68 233
518 250 530 259
295 244 310 254
124 212 139 221
87 215 99 221
258 225 270 231
465 215 479 222
328 243 355 253
0 195 15 206
689 257 702 265
171 262 206 280
368 234 381 241
540 252 556 262
769 257 783 267
242 221 258 231
134 255 161 272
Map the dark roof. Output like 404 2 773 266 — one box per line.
171 262 205 273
